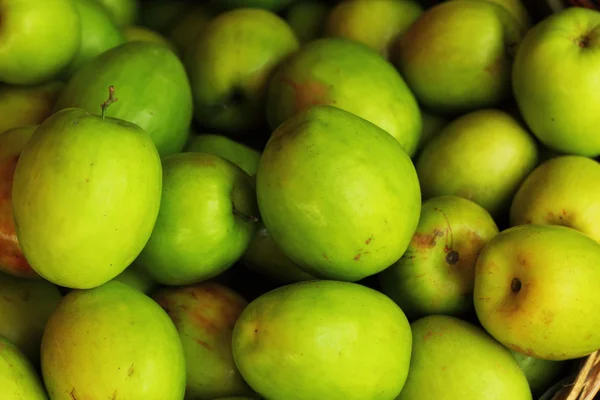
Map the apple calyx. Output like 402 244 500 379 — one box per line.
445 250 459 265
511 278 522 293
100 86 119 119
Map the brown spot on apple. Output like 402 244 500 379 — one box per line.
411 230 442 249
194 339 213 350
353 253 361 261
484 57 503 76
507 343 537 357
281 78 331 112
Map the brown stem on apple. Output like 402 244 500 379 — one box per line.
233 208 259 223
511 278 521 293
434 207 455 253
445 250 459 265
100 86 118 119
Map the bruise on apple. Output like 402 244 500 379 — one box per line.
281 78 332 112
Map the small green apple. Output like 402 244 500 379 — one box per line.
284 1 330 44
123 25 178 53
512 7 600 156
185 134 261 177
135 152 259 286
211 0 298 12
257 105 421 282
474 224 600 360
510 156 600 242
0 336 48 400
416 109 539 216
379 195 499 320
393 0 525 115
510 350 569 396
266 37 422 156
168 5 217 56
186 8 299 135
324 0 423 58
232 280 412 400
0 82 63 134
0 0 80 85
397 315 532 399
92 0 139 27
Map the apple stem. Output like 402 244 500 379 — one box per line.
100 86 118 119
233 208 259 223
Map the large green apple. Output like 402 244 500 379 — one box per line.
324 0 423 58
0 336 48 400
392 0 525 116
41 281 186 399
62 0 125 78
185 8 299 135
153 282 255 399
266 37 422 156
510 156 600 242
93 0 139 27
284 1 330 44
0 126 39 279
12 107 162 289
0 82 63 134
232 280 412 400
379 195 499 320
211 0 297 11
474 224 600 360
510 350 569 396
55 41 192 157
416 109 539 216
397 315 532 399
0 0 80 85
185 134 262 176
135 152 259 286
257 105 421 282
512 7 600 156
0 272 62 363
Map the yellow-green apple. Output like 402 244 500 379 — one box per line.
123 25 178 53
0 0 80 85
397 315 532 399
135 152 259 286
185 134 261 177
266 37 422 156
0 336 48 399
284 1 330 44
416 109 539 216
510 350 569 396
256 105 421 282
93 0 139 27
510 156 600 242
392 0 525 115
232 280 412 400
379 195 499 320
152 282 256 399
474 224 600 360
168 5 217 56
212 0 298 11
512 7 600 156
324 0 423 58
0 82 63 134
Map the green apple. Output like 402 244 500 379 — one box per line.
266 37 422 156
55 41 193 157
110 262 158 294
0 336 48 400
41 281 186 399
0 0 80 85
416 109 539 216
168 5 217 56
510 156 600 242
397 315 532 399
256 105 421 282
241 221 316 284
12 106 162 289
153 282 255 399
324 0 423 58
512 7 600 156
0 82 63 134
185 134 261 176
393 0 525 115
284 1 330 44
379 195 499 320
417 107 448 153
481 0 532 30
62 0 125 79
211 0 298 12
510 350 569 396
0 126 39 279
232 280 412 400
135 152 259 286
0 272 62 363
186 8 299 135
93 0 139 27
123 25 178 53
474 224 600 360
138 0 193 33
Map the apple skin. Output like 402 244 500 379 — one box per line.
324 0 423 59
168 5 217 56
185 134 262 177
510 350 569 396
392 0 525 116
211 0 297 12
284 1 330 44
512 7 600 157
510 156 600 243
481 0 532 30
185 8 299 135
135 152 259 286
397 315 532 400
123 25 178 53
232 280 412 400
0 0 80 85
416 109 539 217
110 262 158 294
0 336 48 400
256 105 421 282
474 224 600 361
93 0 139 27
379 195 499 320
0 82 64 134
266 37 422 156
417 107 447 154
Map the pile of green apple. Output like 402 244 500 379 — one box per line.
1 0 600 399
